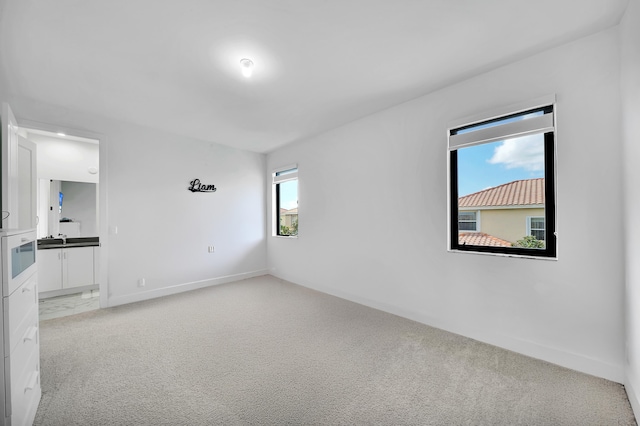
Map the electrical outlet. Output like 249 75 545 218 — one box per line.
138 278 146 287
208 246 214 253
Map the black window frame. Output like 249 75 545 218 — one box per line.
273 167 298 237
449 106 557 258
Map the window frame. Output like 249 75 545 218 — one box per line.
448 97 557 259
272 165 298 238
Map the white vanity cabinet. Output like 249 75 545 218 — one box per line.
38 249 62 292
65 247 95 288
38 246 96 293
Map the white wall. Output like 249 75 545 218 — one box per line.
103 121 267 305
33 135 99 183
268 28 625 382
621 0 640 416
1 96 268 307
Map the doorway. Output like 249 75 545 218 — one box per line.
19 127 102 318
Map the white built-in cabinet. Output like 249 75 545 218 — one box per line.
1 230 41 426
38 247 97 293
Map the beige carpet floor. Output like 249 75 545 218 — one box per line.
34 275 636 425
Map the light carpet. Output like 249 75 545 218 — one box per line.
34 275 636 425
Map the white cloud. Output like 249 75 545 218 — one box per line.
283 200 297 210
487 134 544 171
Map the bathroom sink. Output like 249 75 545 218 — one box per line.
37 237 99 249
37 238 64 247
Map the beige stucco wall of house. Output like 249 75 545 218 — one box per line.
465 207 545 244
280 213 298 228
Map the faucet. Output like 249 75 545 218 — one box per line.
58 234 67 244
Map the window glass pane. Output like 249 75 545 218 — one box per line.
276 168 297 177
458 212 476 221
530 217 544 228
531 229 545 241
530 217 545 241
458 211 477 231
457 132 545 249
459 222 477 231
278 179 298 236
454 109 544 135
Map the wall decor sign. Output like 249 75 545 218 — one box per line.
188 179 217 193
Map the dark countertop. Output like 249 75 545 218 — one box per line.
37 237 100 250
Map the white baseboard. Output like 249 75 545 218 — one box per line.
627 370 640 420
270 271 625 384
40 284 99 300
106 269 269 307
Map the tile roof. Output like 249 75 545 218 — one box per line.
459 178 544 208
280 208 298 214
458 232 512 247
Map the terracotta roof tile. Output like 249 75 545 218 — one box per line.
458 232 512 247
459 178 544 208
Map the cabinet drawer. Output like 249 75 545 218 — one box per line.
3 274 38 357
9 321 39 384
9 347 40 426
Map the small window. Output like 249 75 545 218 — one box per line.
273 166 298 237
458 211 478 231
449 100 556 258
528 216 545 241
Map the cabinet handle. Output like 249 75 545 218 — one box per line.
23 326 38 343
24 372 39 393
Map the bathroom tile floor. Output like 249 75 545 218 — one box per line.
39 290 100 321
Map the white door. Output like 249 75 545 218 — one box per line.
18 136 37 230
1 103 19 229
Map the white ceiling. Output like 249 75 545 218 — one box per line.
0 0 630 153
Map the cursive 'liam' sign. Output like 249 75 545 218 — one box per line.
188 179 217 193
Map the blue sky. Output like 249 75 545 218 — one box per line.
279 180 298 210
455 110 546 196
457 134 545 197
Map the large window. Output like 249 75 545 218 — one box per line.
448 99 556 258
273 166 298 237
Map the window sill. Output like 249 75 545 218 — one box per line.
448 249 557 261
273 235 298 239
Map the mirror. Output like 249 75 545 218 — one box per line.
39 179 98 238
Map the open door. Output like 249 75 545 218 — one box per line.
18 135 37 230
1 103 19 229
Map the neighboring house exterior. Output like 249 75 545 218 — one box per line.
279 207 298 229
458 178 545 246
458 232 513 247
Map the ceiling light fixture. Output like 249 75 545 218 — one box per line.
57 132 66 137
240 58 254 78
